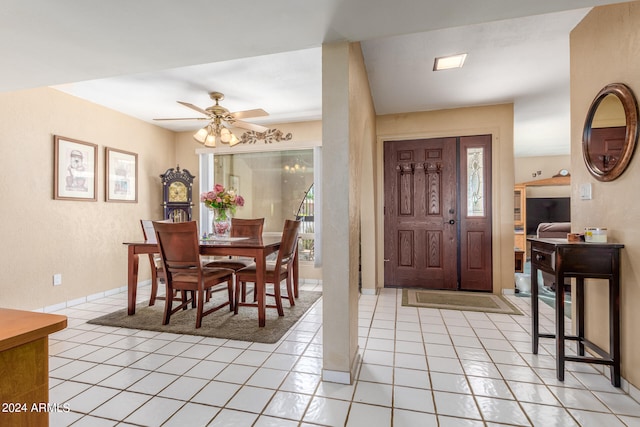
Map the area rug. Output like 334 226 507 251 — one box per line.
402 289 522 315
88 291 322 343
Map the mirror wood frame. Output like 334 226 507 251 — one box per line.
582 83 639 182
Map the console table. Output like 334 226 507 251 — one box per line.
529 237 623 386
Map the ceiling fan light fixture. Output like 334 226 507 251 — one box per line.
193 127 209 144
158 91 272 149
228 132 240 147
220 127 233 143
433 53 467 71
193 125 217 147
204 132 216 147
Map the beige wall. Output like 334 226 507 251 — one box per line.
571 2 640 389
376 104 515 294
0 87 175 311
174 132 202 224
515 155 571 198
515 155 571 185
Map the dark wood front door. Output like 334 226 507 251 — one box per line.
383 136 492 291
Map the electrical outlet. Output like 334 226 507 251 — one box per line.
53 274 62 286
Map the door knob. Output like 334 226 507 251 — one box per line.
448 219 455 225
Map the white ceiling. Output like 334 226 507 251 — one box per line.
1 0 628 157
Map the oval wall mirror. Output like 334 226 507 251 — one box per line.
582 83 639 181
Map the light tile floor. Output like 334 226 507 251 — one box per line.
45 283 640 426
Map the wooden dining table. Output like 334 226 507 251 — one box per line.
124 235 297 327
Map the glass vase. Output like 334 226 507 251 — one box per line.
211 208 231 238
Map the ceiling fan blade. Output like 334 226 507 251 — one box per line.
233 120 269 133
177 101 209 116
231 108 268 120
153 117 209 121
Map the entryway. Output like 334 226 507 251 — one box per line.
383 135 492 291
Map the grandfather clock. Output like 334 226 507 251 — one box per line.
160 166 195 222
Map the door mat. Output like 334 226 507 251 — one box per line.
88 291 322 343
402 289 522 315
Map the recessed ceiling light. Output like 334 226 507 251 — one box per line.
433 53 467 71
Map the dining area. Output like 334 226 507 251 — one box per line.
84 154 321 344
124 217 302 330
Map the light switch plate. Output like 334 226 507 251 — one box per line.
580 183 592 200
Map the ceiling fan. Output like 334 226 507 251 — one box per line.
154 91 269 147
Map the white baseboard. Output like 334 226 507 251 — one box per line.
322 347 361 385
40 280 150 313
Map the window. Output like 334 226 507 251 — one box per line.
200 149 318 264
466 147 485 217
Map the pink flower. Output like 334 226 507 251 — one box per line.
200 183 244 214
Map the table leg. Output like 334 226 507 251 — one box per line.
293 248 299 298
531 265 540 354
575 277 585 356
256 249 266 327
610 276 621 386
556 272 565 381
127 245 139 315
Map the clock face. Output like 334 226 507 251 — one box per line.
168 182 188 202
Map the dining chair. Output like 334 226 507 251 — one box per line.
204 217 265 270
234 219 301 317
204 217 265 302
140 220 165 306
141 219 183 306
153 221 234 328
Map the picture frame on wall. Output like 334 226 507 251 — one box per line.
105 147 138 203
53 135 98 201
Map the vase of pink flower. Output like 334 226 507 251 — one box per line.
200 183 245 237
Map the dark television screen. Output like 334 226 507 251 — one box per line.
526 197 571 235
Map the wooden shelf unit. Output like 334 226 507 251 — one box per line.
514 184 526 254
513 174 571 264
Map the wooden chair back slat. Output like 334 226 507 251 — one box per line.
230 218 264 238
275 219 301 272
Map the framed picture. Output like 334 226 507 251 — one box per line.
105 147 138 202
54 135 98 201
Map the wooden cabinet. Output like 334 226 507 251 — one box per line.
0 309 67 427
514 185 526 253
